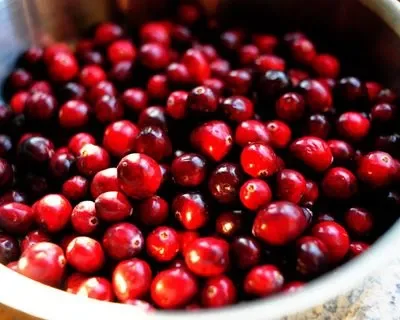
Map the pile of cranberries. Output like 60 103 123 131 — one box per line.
0 3 399 311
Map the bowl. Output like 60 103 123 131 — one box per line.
0 0 400 319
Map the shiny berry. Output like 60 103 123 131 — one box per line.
68 133 96 155
209 163 242 204
230 236 261 270
244 265 284 297
95 95 124 124
47 52 79 82
146 226 179 262
240 179 272 211
94 23 123 46
138 106 167 131
103 120 139 157
344 207 373 236
276 169 306 204
235 120 270 147
182 49 210 84
275 92 305 122
172 193 208 230
327 139 355 165
322 167 358 199
337 112 370 142
240 143 278 178
71 201 99 235
187 86 218 113
77 144 110 176
138 196 169 226
201 275 237 308
0 203 33 235
139 43 169 70
312 54 340 78
79 65 106 87
166 90 188 119
348 242 370 258
0 234 20 265
296 236 329 275
24 92 57 121
121 88 148 113
107 40 136 64
134 126 172 161
299 79 332 113
62 176 88 201
221 96 254 122
335 77 367 106
171 153 206 187
215 211 243 238
357 151 396 187
90 168 119 199
265 120 292 149
66 236 105 273
95 191 133 222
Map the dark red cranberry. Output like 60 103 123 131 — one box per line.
376 88 397 103
66 236 105 273
113 258 152 302
139 43 169 70
0 190 27 206
79 50 105 66
171 24 193 49
337 112 370 142
134 126 172 161
265 120 292 149
296 236 329 275
140 22 170 46
10 91 28 114
348 242 370 258
18 242 65 286
121 88 148 113
177 3 201 25
171 153 206 187
312 54 340 78
103 120 139 157
0 203 34 234
34 194 72 233
253 201 307 245
240 143 278 178
94 23 123 46
186 86 218 113
283 281 305 293
172 193 208 230
225 69 252 96
221 96 254 122
77 144 110 176
201 275 237 308
103 222 143 260
138 196 169 226
290 136 333 172
305 114 331 139
335 77 367 105
371 103 397 123
95 191 133 222
138 106 168 131
151 267 197 309
238 44 259 66
24 92 57 121
276 169 306 204
230 236 261 270
166 63 191 87
88 81 117 105
8 68 32 91
117 153 162 199
322 167 358 199
71 201 99 235
49 151 75 179
107 40 136 65
240 179 272 211
0 158 13 189
146 226 179 262
357 151 396 187
17 136 54 172
166 91 188 120
344 207 373 236
20 230 50 252
235 120 271 147
0 234 20 265
244 265 284 297
327 140 355 165
254 55 285 73
210 59 231 79
290 38 316 65
95 95 124 124
68 133 96 155
29 81 53 95
258 70 291 101
209 163 242 204
298 79 332 113
190 121 233 162
275 92 305 122
215 211 242 238
312 221 350 264
21 46 43 70
58 100 90 129
302 180 319 206
22 174 49 199
176 231 198 257
182 49 210 84
62 176 88 201
108 60 134 85
185 237 229 277
252 34 278 54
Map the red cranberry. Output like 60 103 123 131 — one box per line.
177 231 199 256
190 121 233 162
122 88 148 113
167 63 191 87
348 242 370 258
291 38 316 65
66 236 105 273
172 193 208 230
88 81 117 105
283 281 305 293
0 190 27 206
73 276 114 301
24 92 57 121
337 112 370 142
95 191 133 222
146 226 179 262
335 77 367 105
252 34 278 54
107 40 136 65
77 144 110 176
138 106 167 131
253 201 307 245
151 267 197 309
203 78 225 96
139 43 169 70
117 153 162 199
18 242 65 287
238 44 259 66
305 114 331 139
171 24 193 49
322 167 358 199
327 139 355 165
185 237 229 277
265 120 292 149
244 265 284 297
344 207 373 236
113 258 152 302
182 49 210 84
312 221 350 264
225 69 252 95
71 201 99 235
209 163 242 204
103 120 139 157
201 275 237 308
240 143 278 178
298 79 332 113
49 151 75 179
58 100 90 129
94 23 123 46
140 22 170 46
258 70 291 101
230 236 261 270
240 179 272 211
357 151 396 187
210 59 231 79
10 91 28 114
290 136 333 172
365 81 382 102
275 92 305 122
21 46 43 69
47 52 79 82
177 3 201 25
296 236 329 275
0 234 20 265
0 203 33 235
62 175 88 200
235 120 270 147
371 103 397 123
312 54 340 78
134 126 172 161
0 134 12 158
276 169 306 204
95 95 124 124
20 229 50 251
17 136 54 173
79 50 105 66
215 211 243 239
187 86 218 113
34 194 72 233
103 222 144 260
79 65 106 88
255 55 285 73
90 168 119 198
138 196 169 226
68 133 96 155
108 60 134 85
171 153 206 187
302 180 319 206
221 96 254 122
288 68 309 86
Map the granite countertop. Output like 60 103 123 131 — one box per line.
2 260 400 320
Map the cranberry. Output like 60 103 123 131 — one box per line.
302 180 319 206
134 126 172 161
275 92 305 122
191 121 233 162
20 230 50 253
151 267 197 309
335 77 367 106
21 46 43 70
240 143 278 178
344 207 373 236
34 194 72 233
90 168 119 198
221 96 254 122
240 179 272 211
94 23 123 46
107 40 136 64
117 153 162 199
88 81 117 105
103 120 139 157
254 55 285 73
140 22 170 46
305 114 331 139
66 236 105 273
77 144 110 176
71 201 99 235
172 193 208 230
49 151 75 179
296 236 329 275
288 68 309 86
210 59 231 79
8 68 32 92
244 265 284 297
0 104 12 126
238 44 259 66
371 103 397 123
215 211 243 238
68 133 96 155
138 106 167 131
113 258 152 302
298 79 332 113
0 234 19 265
252 34 278 54
171 153 206 187
47 52 79 82
283 281 305 293
377 88 397 103
225 69 252 95
167 63 191 87
10 91 28 114
337 112 370 142
24 92 57 121
209 163 242 204
253 201 307 245
95 95 124 124
79 65 106 88
201 275 237 308
357 151 396 187
312 54 340 78
17 136 54 173
138 196 169 226
139 43 169 70
0 158 13 188
365 81 382 102
327 139 355 165
322 167 358 199
348 242 370 258
103 222 143 260
187 86 218 113
276 169 306 204
265 120 292 149
182 49 210 84
311 221 350 264
121 88 148 113
235 120 271 147
18 242 65 287
62 175 88 201
291 38 316 65
171 25 193 49
146 226 179 262
0 190 27 206
258 70 291 101
177 3 201 25
95 191 133 222
79 50 105 66
230 236 261 270
185 237 229 277
0 203 34 234
73 276 114 301
290 136 333 172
